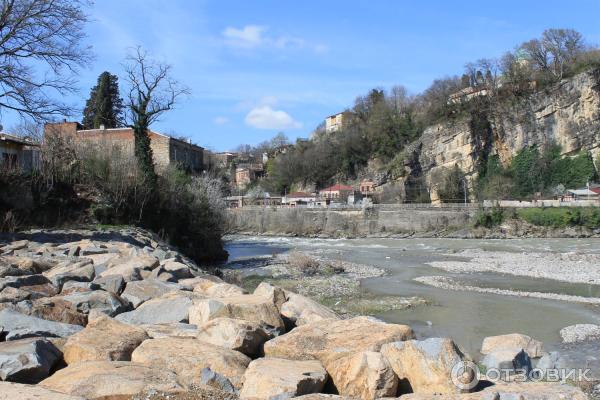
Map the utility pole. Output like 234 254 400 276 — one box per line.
463 178 468 205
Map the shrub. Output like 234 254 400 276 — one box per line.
517 207 600 229
475 207 504 228
287 252 321 275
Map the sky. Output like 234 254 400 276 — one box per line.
3 0 600 151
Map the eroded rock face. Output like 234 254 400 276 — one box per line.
381 338 466 395
189 295 285 332
481 333 544 358
0 308 83 340
196 317 274 357
131 337 251 389
263 316 414 361
239 357 328 400
0 382 85 400
323 351 398 400
40 361 183 399
63 316 148 364
0 338 62 383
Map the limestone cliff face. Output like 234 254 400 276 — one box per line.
405 68 600 203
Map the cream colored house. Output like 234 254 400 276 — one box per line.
325 111 351 133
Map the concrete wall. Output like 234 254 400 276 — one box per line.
226 205 476 237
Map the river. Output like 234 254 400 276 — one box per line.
224 236 600 356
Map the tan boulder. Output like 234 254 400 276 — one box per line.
294 396 353 400
381 338 467 395
40 360 183 399
140 322 198 338
178 275 223 291
131 337 251 389
481 333 544 358
281 291 339 326
100 255 159 281
264 316 414 361
253 282 287 310
194 282 248 297
29 298 87 326
323 351 397 400
189 294 285 331
239 357 328 400
0 381 85 400
63 316 148 364
196 317 274 357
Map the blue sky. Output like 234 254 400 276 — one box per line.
4 0 600 151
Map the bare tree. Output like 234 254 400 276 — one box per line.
0 0 92 121
542 28 584 78
520 39 550 73
9 119 42 142
123 47 189 189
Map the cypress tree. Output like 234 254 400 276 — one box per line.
82 72 124 129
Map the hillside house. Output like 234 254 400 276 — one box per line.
0 133 40 171
44 122 204 173
282 192 317 206
319 184 354 201
360 180 376 196
325 111 352 133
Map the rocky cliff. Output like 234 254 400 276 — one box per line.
404 68 600 203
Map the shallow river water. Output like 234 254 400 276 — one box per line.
224 236 600 356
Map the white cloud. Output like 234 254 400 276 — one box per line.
222 25 326 53
223 25 267 48
213 116 229 125
245 106 302 130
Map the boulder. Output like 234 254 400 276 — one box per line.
157 260 194 280
115 291 195 325
140 322 198 338
294 396 352 400
0 382 85 400
120 279 182 308
29 298 87 326
239 357 328 400
0 274 51 292
199 367 236 393
63 316 148 364
0 287 31 303
325 351 397 400
196 317 274 357
59 281 92 295
559 324 600 343
90 274 125 295
254 282 287 310
399 382 589 399
0 338 62 383
178 275 223 291
481 348 532 373
100 255 159 282
131 337 251 388
481 333 544 358
381 338 467 395
43 261 95 289
264 316 414 361
0 309 83 340
281 291 340 327
40 361 183 399
194 282 248 297
59 290 129 316
189 295 285 332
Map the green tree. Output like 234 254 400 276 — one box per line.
82 72 124 129
437 165 467 203
510 146 543 198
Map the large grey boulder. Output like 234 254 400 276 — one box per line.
59 290 129 316
43 261 95 289
481 348 532 373
196 317 274 357
0 338 62 383
0 274 51 292
115 291 195 325
481 333 544 358
90 275 125 295
0 309 83 340
120 279 181 308
99 255 159 282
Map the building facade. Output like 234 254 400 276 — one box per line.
319 184 354 200
44 122 204 173
325 112 352 133
0 133 40 172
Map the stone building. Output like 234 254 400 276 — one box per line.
325 111 352 133
0 132 40 172
44 122 204 173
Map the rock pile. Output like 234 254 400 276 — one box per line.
0 228 591 399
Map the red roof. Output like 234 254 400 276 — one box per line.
591 188 600 194
287 192 315 198
320 184 354 192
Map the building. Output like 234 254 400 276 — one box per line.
359 180 376 196
224 194 282 208
319 184 354 201
44 122 204 173
0 133 40 172
235 167 253 187
325 111 352 133
282 192 317 206
567 189 599 201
